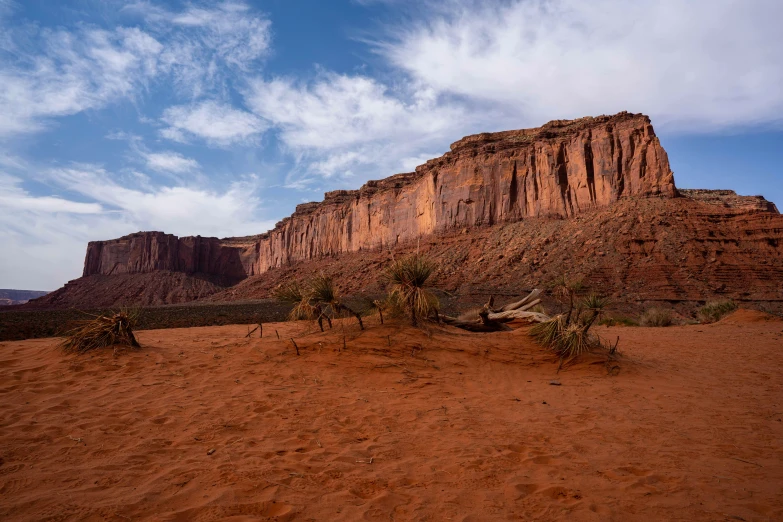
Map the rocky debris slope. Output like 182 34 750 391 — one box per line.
28 272 229 309
211 193 783 305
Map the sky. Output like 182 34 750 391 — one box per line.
1 0 782 291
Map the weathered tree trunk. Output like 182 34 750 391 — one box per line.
442 290 549 332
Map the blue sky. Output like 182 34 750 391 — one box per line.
1 0 781 290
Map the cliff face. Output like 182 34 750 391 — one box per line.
258 111 676 271
82 232 258 284
84 112 676 278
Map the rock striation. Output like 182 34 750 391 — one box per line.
84 112 679 279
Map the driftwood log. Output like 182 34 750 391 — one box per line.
441 289 550 332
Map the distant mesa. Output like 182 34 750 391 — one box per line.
27 112 783 309
0 289 49 306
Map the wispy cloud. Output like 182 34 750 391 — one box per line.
125 0 272 97
246 72 467 179
142 151 199 174
0 26 163 137
160 101 267 146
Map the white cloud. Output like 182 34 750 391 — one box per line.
379 0 783 131
47 165 274 238
126 0 272 97
142 150 199 173
161 101 267 146
246 73 468 179
0 166 277 289
0 26 163 137
0 174 129 289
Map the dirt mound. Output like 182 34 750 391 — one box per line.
27 271 228 309
1 318 781 520
718 308 782 324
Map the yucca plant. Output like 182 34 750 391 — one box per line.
384 254 439 326
308 274 363 330
60 310 141 355
273 275 363 330
530 314 566 347
530 279 610 367
273 281 318 321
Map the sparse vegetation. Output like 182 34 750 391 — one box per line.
698 299 737 323
530 278 609 367
639 307 673 327
273 274 364 330
60 310 140 354
384 253 440 326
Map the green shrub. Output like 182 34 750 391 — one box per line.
698 299 738 323
639 307 673 327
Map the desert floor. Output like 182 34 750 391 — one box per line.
1 310 781 521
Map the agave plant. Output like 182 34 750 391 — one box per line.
384 254 439 326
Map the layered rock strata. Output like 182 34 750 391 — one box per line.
84 112 679 279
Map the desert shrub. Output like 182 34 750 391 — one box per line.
384 254 440 326
273 275 363 330
698 299 738 323
530 289 609 366
60 311 140 354
639 307 673 327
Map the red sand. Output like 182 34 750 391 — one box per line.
1 311 782 521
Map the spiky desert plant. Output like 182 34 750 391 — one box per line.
580 294 610 331
384 253 439 326
698 299 737 324
273 281 317 321
530 284 610 367
555 322 591 362
530 314 566 347
60 310 141 355
308 273 364 330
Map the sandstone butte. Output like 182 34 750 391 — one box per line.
83 112 680 277
35 111 782 308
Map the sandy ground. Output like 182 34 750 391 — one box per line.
1 311 781 521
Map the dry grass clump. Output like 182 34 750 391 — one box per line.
384 253 439 326
60 311 140 354
639 307 673 327
698 299 737 323
530 279 609 367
